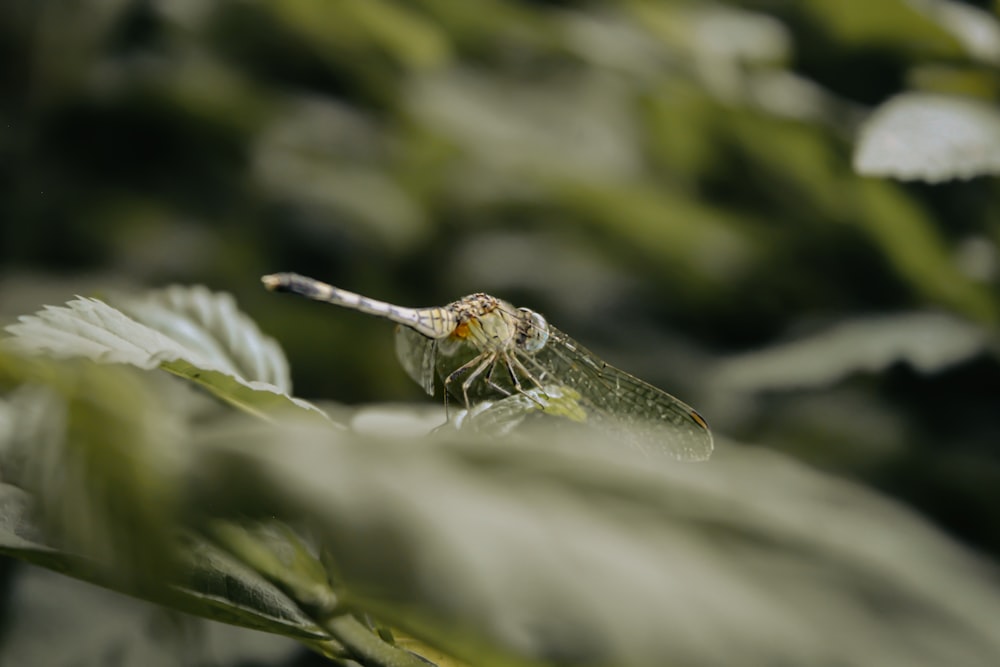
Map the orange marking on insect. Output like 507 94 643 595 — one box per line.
452 321 471 339
690 410 710 430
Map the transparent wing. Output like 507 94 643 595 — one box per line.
394 325 437 396
519 325 713 461
395 317 712 461
454 385 585 437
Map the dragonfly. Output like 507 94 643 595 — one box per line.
262 272 712 461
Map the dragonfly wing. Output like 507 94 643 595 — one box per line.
394 325 437 396
522 325 713 461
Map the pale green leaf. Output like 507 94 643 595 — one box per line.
0 352 421 664
0 567 302 667
189 417 1000 667
114 284 292 392
711 311 992 392
0 351 331 641
0 482 332 642
253 98 428 251
408 68 641 184
855 92 1000 182
0 357 183 586
912 0 1000 65
3 289 324 419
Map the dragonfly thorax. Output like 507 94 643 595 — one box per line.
446 295 550 355
448 295 518 352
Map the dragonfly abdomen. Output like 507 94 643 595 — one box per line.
262 273 457 339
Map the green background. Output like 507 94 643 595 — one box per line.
2 1 1000 664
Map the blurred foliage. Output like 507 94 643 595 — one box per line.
3 0 1000 664
2 286 1000 667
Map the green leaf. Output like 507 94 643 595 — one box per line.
0 350 424 665
794 0 963 56
914 0 1000 66
0 350 331 641
0 482 333 642
0 567 303 667
3 287 325 420
189 416 1000 667
173 534 333 642
0 366 334 641
854 92 1000 182
551 179 757 293
206 520 338 618
114 284 293 392
408 68 640 183
267 0 449 70
710 311 991 392
0 356 183 587
853 178 1000 324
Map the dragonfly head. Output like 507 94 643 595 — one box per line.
516 308 549 353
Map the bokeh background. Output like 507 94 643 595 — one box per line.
2 0 1000 664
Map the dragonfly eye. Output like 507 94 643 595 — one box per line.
517 308 549 353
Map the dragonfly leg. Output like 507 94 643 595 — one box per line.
444 351 495 409
445 353 483 408
508 354 545 390
459 352 499 409
505 354 547 407
483 358 513 398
